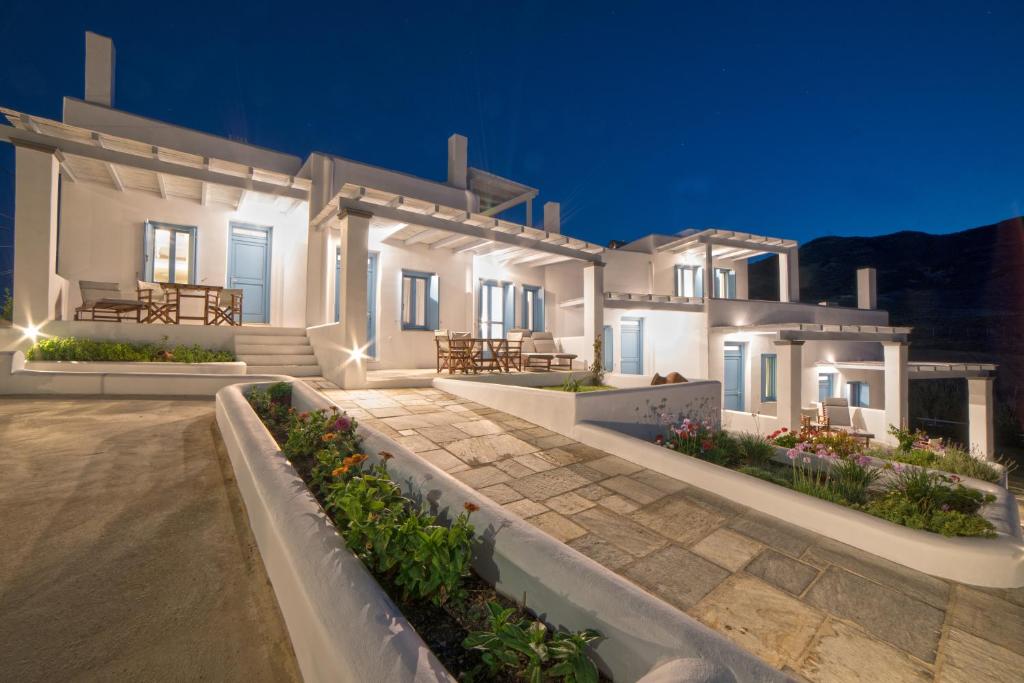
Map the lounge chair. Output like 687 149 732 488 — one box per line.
522 331 576 370
74 280 143 322
137 280 178 324
206 288 243 326
821 397 874 445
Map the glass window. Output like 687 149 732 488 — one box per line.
714 267 737 299
522 285 544 332
674 265 704 298
818 373 835 402
144 222 196 284
401 270 438 330
848 381 870 408
761 354 777 402
479 280 504 339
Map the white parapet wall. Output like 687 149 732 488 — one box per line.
571 422 1024 588
232 380 783 683
0 352 286 397
434 373 721 440
25 360 246 375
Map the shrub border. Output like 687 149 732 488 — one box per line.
573 422 1024 588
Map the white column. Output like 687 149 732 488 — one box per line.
13 144 60 328
583 262 604 369
336 209 371 388
305 156 332 326
883 341 909 434
967 376 995 460
778 251 791 302
774 340 804 430
703 241 714 300
788 247 800 303
857 268 877 310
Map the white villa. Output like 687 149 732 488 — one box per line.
0 32 997 456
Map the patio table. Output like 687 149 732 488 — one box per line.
445 338 514 374
160 283 224 325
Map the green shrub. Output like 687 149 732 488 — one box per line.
0 288 11 322
830 458 880 505
738 465 792 487
772 431 799 448
931 446 1004 483
736 433 775 468
888 424 925 452
561 374 583 393
26 336 234 363
463 601 600 683
863 495 996 538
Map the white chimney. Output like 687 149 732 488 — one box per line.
85 31 115 107
857 267 877 310
543 201 561 234
447 134 467 189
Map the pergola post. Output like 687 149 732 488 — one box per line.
703 241 714 299
967 376 995 459
774 340 804 431
583 263 604 369
13 143 60 328
336 208 372 388
883 341 909 436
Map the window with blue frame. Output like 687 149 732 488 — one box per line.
760 353 777 402
400 270 439 330
522 285 544 332
714 267 737 299
848 381 870 408
674 265 704 298
144 221 197 284
818 373 835 402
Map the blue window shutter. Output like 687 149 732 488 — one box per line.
535 288 545 331
503 283 514 336
143 221 154 280
427 274 440 329
694 267 704 298
728 270 737 299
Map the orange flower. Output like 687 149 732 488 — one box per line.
463 502 480 513
331 465 349 477
380 451 394 461
343 454 368 467
321 432 336 442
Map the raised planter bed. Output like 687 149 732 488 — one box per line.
571 422 1024 588
215 380 784 683
435 373 720 441
25 360 246 374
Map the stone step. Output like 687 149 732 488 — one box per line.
235 335 309 346
246 364 322 377
236 344 314 355
240 354 319 366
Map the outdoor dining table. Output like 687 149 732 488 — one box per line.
160 282 224 325
446 337 514 374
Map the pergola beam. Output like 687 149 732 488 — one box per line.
338 197 602 263
480 189 539 217
0 124 309 200
404 228 445 246
430 233 474 250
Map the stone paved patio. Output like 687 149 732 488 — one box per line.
312 382 1024 682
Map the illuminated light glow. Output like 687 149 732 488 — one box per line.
343 341 372 368
18 322 44 344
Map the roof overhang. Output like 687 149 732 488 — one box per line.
815 360 997 379
316 183 603 266
657 229 798 260
0 106 309 212
714 322 912 343
467 167 538 216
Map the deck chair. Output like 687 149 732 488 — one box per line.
501 330 528 371
206 288 244 326
447 332 477 374
74 281 142 322
821 397 874 445
137 280 179 324
528 332 577 370
435 329 452 372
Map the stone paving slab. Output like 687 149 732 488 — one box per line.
309 383 1024 682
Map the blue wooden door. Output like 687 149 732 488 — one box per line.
724 344 745 410
228 223 271 323
620 318 643 375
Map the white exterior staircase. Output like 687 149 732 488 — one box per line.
235 328 322 377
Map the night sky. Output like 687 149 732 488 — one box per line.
2 0 1023 285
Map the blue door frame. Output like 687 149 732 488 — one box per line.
724 343 745 411
620 317 643 375
227 222 271 323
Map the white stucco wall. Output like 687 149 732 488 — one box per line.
57 182 308 327
603 308 706 379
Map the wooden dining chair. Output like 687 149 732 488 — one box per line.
206 288 244 326
435 329 452 372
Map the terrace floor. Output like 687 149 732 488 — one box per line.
0 397 300 682
314 382 1024 683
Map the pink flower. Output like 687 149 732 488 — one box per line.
802 456 812 464
787 448 799 460
856 455 873 467
333 417 351 431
